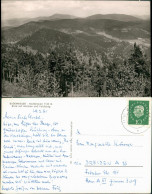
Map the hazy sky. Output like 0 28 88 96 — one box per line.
2 0 150 20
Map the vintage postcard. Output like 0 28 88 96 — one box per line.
1 98 151 193
1 0 151 97
1 0 151 193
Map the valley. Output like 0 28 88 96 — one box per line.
1 13 151 97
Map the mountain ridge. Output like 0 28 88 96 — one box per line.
2 13 77 27
2 13 143 27
85 14 141 22
2 17 150 43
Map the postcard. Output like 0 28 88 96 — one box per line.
1 98 151 193
1 0 151 193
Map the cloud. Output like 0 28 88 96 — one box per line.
1 0 150 20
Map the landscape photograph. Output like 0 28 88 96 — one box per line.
1 0 151 97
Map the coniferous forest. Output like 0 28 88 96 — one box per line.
2 14 151 97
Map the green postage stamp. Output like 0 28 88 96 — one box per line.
128 100 149 125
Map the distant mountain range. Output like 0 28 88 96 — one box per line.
2 15 150 43
2 14 77 28
2 13 150 60
85 14 141 21
2 13 149 28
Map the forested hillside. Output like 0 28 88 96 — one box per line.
1 14 151 97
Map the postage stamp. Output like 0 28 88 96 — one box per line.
121 100 150 134
128 100 149 125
